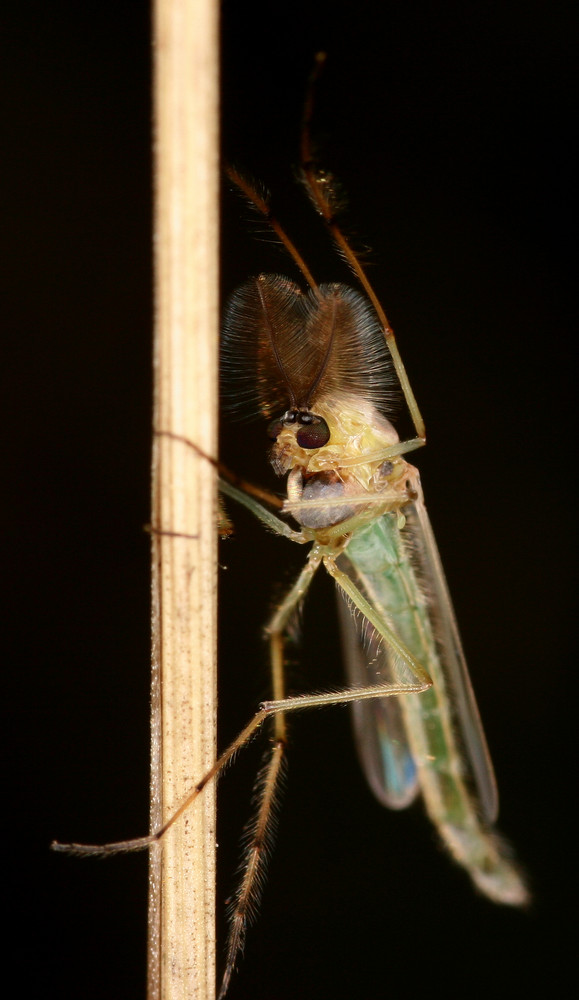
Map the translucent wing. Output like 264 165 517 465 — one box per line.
336 589 419 809
337 498 498 825
410 496 498 823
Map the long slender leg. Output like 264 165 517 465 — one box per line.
52 548 432 858
52 501 307 858
219 477 306 543
226 165 317 291
300 53 426 443
51 705 272 855
337 438 426 465
53 547 434 1000
54 553 433 1000
261 555 432 717
54 556 321 856
157 429 287 513
218 551 322 996
156 429 310 542
218 741 286 1000
219 547 434 992
223 166 426 459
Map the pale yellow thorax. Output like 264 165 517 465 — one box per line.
271 396 413 535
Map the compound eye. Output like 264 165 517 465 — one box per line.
296 416 330 449
267 418 284 441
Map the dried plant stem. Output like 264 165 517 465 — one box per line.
149 1 219 998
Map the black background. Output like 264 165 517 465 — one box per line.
3 2 575 998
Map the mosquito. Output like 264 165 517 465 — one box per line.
54 60 528 997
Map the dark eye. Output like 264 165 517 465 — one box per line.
296 417 330 449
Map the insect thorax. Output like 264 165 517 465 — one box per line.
277 397 412 532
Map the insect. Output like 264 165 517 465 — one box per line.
208 144 527 993
215 91 529 994
55 62 528 998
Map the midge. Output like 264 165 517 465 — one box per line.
216 147 528 980
54 68 528 996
